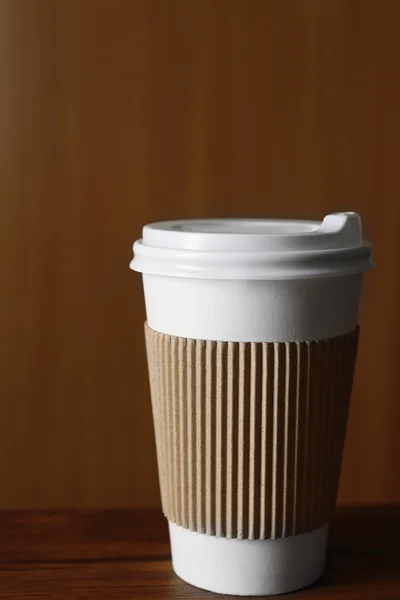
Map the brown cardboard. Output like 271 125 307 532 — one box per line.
145 324 359 540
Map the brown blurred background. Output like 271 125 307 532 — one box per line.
1 0 399 509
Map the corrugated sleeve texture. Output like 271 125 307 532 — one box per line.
145 324 359 540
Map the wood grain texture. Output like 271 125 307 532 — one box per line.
1 0 400 508
0 507 398 598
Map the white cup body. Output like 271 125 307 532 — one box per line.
143 272 362 595
169 522 329 596
143 272 363 342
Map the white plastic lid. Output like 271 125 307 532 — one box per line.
130 213 374 280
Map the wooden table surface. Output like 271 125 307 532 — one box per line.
0 506 398 599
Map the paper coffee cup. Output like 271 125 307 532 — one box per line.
130 213 374 596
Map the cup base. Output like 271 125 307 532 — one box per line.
169 521 328 596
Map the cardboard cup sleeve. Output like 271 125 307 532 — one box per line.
145 323 359 540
